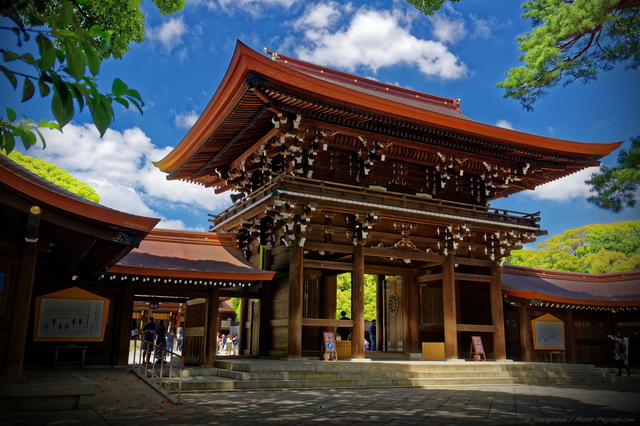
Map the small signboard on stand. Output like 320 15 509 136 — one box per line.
469 336 486 361
322 332 338 361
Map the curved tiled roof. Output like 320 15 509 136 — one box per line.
155 41 621 191
109 228 276 281
501 265 640 306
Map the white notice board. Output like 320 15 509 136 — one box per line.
37 299 104 338
34 287 109 342
531 313 565 350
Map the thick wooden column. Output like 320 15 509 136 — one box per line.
287 241 304 358
6 214 40 377
116 282 134 366
518 305 533 361
566 308 576 363
259 246 273 356
443 256 458 359
375 275 384 351
490 261 507 360
239 298 248 355
351 244 365 359
321 272 337 332
204 287 220 366
405 273 420 353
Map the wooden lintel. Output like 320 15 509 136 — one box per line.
416 273 444 283
456 324 495 332
455 272 492 282
304 259 352 271
301 318 354 328
304 241 354 254
365 246 444 262
452 257 493 267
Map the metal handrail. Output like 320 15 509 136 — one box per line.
131 338 184 403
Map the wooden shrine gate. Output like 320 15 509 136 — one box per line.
183 298 208 365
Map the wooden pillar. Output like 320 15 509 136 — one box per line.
287 241 304 358
375 275 384 351
5 213 40 377
258 246 273 357
239 298 248 355
566 308 576 363
115 282 134 366
490 261 507 360
321 272 337 332
518 305 533 361
204 287 220 366
351 244 365 358
405 273 420 353
443 256 458 359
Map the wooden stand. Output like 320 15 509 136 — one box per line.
54 345 89 368
469 336 486 361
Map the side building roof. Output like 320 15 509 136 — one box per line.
108 228 276 281
501 264 640 307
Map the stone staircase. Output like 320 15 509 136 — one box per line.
165 359 633 393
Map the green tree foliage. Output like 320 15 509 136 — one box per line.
407 0 639 110
0 0 184 153
336 273 378 321
497 0 639 110
3 151 100 202
406 0 460 15
505 221 640 273
586 136 640 213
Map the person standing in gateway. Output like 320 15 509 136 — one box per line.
337 311 351 341
369 319 377 351
141 316 156 364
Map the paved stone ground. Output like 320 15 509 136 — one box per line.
1 368 639 425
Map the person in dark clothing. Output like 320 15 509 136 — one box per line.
155 319 167 362
337 311 351 340
141 317 156 364
369 319 377 351
608 333 631 376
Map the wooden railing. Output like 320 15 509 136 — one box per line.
210 174 541 230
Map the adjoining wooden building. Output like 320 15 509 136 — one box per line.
154 41 623 361
0 155 274 377
502 265 640 365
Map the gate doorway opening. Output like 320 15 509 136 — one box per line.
131 295 262 366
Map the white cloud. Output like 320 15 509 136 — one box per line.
146 17 188 53
292 3 467 79
209 0 298 16
526 167 600 201
495 119 514 130
469 14 496 39
174 110 199 129
30 123 230 230
293 1 349 30
429 5 466 45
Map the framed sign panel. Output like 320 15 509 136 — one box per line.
34 287 109 342
531 313 565 350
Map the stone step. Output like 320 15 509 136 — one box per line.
177 374 616 392
169 360 619 393
215 368 604 381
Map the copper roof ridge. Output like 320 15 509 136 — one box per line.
264 47 462 113
145 228 237 247
502 264 640 281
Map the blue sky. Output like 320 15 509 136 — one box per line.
3 0 639 245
